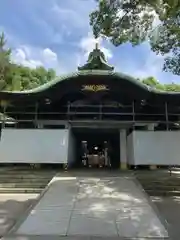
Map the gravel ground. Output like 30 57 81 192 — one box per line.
0 194 38 237
135 169 180 240
151 196 180 240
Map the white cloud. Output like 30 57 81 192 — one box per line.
11 45 62 72
52 5 81 24
51 3 91 33
114 43 166 81
12 48 43 69
134 54 164 79
43 48 58 62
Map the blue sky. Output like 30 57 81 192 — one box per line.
0 0 179 84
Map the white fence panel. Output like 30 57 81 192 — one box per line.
130 131 180 165
0 129 69 163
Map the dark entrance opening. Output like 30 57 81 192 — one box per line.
71 128 120 169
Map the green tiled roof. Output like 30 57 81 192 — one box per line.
1 70 180 97
1 70 150 94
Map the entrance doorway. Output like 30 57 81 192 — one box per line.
71 128 120 169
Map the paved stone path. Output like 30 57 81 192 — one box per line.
8 175 168 239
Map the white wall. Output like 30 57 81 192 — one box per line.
128 131 180 165
0 129 69 163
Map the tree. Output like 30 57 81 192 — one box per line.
90 0 180 75
141 76 180 92
0 32 58 92
142 76 165 91
47 68 56 81
0 32 12 90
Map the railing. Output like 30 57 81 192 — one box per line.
1 102 179 130
2 110 179 124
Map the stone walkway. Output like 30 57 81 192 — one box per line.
6 174 169 239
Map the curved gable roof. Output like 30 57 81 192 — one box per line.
0 70 153 95
0 70 180 103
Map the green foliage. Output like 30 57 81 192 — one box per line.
141 76 180 92
0 32 57 91
142 76 165 91
90 0 180 75
0 32 12 90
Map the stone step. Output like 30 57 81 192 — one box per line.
0 171 54 175
140 183 180 187
0 168 56 172
0 169 54 171
144 186 180 191
141 182 180 188
0 174 55 179
0 187 43 194
142 185 180 189
137 176 180 181
0 168 57 193
140 182 180 193
146 189 180 196
0 168 56 193
0 179 51 184
140 181 180 185
0 183 47 188
142 180 179 182
0 177 53 182
136 171 180 196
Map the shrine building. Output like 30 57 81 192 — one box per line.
0 44 180 169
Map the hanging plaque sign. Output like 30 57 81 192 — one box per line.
82 84 109 92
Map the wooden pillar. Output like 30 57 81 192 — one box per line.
132 101 135 129
120 129 128 170
34 102 38 128
147 124 155 131
165 102 169 130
